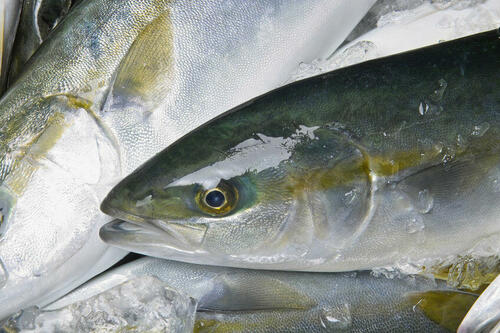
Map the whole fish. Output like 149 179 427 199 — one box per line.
101 29 500 273
46 257 477 332
0 0 376 320
8 0 81 86
0 0 21 93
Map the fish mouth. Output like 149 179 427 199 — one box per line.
99 219 208 256
100 186 209 254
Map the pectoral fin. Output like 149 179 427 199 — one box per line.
106 10 174 110
197 274 316 313
408 290 478 332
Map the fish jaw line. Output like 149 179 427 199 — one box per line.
99 219 208 257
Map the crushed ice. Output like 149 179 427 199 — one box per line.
3 276 197 333
287 0 500 83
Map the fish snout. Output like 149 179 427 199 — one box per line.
100 185 142 224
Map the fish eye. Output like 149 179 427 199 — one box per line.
204 189 226 208
196 181 238 216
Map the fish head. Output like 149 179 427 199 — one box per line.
101 95 373 268
0 94 128 319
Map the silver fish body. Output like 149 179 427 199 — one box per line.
101 29 500 272
48 257 475 332
0 0 375 320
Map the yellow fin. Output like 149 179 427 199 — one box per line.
408 290 477 332
194 319 245 333
110 10 174 108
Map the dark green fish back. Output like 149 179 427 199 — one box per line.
120 28 500 196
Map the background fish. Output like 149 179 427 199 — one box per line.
0 0 376 320
101 29 500 273
289 0 500 82
0 0 21 94
45 257 476 333
8 0 82 87
458 273 500 333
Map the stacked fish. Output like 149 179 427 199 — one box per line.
0 0 499 332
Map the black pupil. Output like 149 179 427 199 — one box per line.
205 190 225 208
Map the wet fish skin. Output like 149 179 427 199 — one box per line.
7 0 78 86
102 29 500 272
48 257 469 333
0 0 376 320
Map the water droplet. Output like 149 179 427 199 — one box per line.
431 79 448 102
492 178 500 193
416 189 434 214
343 189 359 207
344 272 357 278
332 253 344 262
396 212 425 234
456 134 467 151
320 304 352 330
441 147 456 166
472 122 490 137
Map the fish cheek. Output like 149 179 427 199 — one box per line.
201 203 290 256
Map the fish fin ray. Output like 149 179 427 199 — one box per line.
104 10 174 111
407 290 477 332
197 274 316 313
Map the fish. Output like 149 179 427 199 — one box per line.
0 0 376 320
101 28 500 273
45 257 477 332
0 0 21 94
458 273 500 333
8 0 81 86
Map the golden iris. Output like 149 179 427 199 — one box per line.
196 180 238 216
